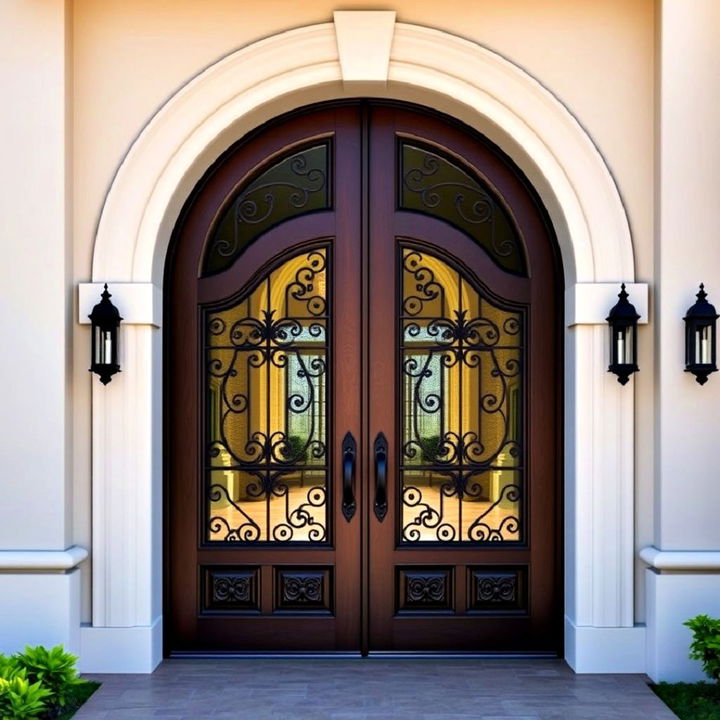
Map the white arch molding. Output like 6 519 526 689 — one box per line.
79 12 648 673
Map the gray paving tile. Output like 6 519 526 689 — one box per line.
73 660 678 719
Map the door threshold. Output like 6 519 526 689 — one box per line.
169 651 362 659
169 650 560 660
367 651 560 659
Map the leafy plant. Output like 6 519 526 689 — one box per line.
0 674 51 720
13 645 84 712
281 435 309 463
418 435 443 463
0 656 24 682
685 615 720 681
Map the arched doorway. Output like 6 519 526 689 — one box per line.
166 101 562 655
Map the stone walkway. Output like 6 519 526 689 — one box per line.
76 659 677 719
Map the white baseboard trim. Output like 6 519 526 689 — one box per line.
565 617 646 673
79 617 163 673
0 570 81 656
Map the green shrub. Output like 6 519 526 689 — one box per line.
13 646 84 713
0 656 23 682
685 614 720 681
0 674 51 720
0 646 98 719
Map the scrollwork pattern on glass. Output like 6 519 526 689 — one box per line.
400 143 527 276
400 247 523 543
205 248 329 543
203 144 330 275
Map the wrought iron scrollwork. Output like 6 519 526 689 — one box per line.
205 247 330 543
399 247 524 544
203 143 331 275
399 142 527 276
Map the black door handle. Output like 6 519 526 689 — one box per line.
341 432 356 522
374 432 388 522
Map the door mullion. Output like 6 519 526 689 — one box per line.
360 101 371 657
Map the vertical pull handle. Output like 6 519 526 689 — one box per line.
341 432 357 522
374 432 388 522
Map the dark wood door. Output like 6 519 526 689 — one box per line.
366 107 560 652
166 102 561 655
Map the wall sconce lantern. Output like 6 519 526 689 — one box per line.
607 283 640 385
89 284 122 385
684 283 718 385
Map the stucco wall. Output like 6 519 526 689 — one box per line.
70 0 655 623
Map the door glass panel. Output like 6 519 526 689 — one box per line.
400 247 523 543
202 143 331 276
399 141 527 276
205 247 329 542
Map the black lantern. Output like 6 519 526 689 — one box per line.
607 283 640 385
684 283 718 385
89 284 122 385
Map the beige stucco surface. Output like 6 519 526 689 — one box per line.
70 0 655 622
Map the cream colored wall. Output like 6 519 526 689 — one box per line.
71 0 655 621
1 0 73 549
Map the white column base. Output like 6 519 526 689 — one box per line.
564 617 646 673
0 569 81 656
79 617 163 673
646 568 720 682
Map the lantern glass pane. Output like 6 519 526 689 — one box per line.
697 324 711 365
101 330 113 365
615 327 631 365
94 326 103 364
624 327 634 365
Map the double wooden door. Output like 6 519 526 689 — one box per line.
167 102 561 655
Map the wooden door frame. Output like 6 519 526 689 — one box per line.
162 99 564 657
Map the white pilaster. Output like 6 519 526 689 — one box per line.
0 0 71 549
91 322 162 630
655 0 720 550
564 305 641 671
641 0 720 682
